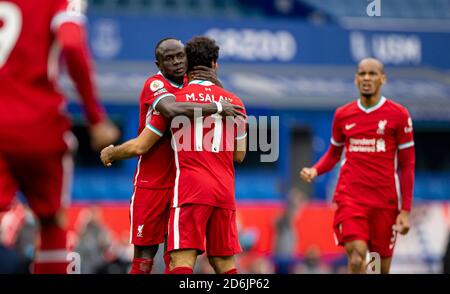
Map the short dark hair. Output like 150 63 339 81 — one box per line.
154 37 179 61
185 36 219 72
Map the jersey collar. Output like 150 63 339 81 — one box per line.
157 71 184 89
357 96 387 114
188 79 215 86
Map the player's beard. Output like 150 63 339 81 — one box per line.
361 92 374 99
360 85 379 100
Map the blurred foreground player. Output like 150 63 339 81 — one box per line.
300 58 415 274
0 0 119 273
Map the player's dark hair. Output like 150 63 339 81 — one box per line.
185 36 219 72
154 37 179 61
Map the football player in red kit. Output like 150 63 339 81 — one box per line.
0 0 119 273
300 58 415 274
163 37 247 274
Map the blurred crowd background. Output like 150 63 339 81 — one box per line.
1 0 450 273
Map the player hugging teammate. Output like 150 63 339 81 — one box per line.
101 36 246 274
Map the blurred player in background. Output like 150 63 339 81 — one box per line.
0 0 119 273
300 58 415 274
100 38 244 274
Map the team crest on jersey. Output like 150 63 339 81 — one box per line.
137 225 144 238
150 80 164 92
377 120 387 135
376 138 386 152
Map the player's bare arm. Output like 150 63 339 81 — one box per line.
100 127 161 166
234 115 247 163
234 137 247 163
155 95 245 119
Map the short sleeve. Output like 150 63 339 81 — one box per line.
146 110 170 137
235 117 247 140
142 79 176 110
234 99 247 140
397 108 414 150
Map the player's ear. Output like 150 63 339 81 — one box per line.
381 74 387 85
154 60 159 69
212 61 218 70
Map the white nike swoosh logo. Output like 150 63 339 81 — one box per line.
345 123 356 130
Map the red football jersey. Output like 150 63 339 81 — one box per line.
132 72 186 189
330 96 414 210
150 80 247 210
0 0 89 153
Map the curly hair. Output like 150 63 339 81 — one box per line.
185 36 219 72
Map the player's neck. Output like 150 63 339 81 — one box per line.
167 76 184 86
160 72 184 86
187 72 214 84
359 93 381 109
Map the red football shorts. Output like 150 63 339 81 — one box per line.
0 151 72 217
333 201 399 258
167 204 241 257
129 186 172 246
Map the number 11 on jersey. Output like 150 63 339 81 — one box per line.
194 114 223 153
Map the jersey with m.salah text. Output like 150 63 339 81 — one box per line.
149 80 247 209
0 0 99 153
132 72 186 189
330 96 414 210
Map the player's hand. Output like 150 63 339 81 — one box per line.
100 144 115 167
299 167 318 183
191 65 222 86
220 100 246 118
90 119 120 151
394 210 410 235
